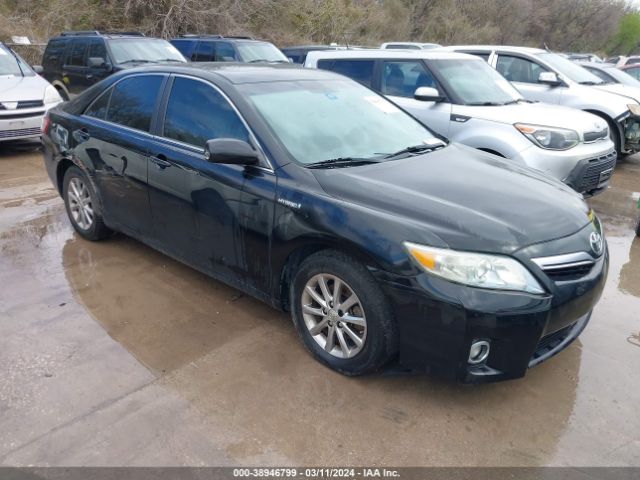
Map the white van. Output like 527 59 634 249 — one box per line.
304 49 615 196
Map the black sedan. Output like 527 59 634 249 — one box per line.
41 64 608 383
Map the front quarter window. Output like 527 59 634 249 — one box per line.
242 79 438 165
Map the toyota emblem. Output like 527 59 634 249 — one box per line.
590 231 604 256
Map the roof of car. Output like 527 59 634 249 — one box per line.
170 35 262 43
575 61 615 69
305 48 475 62
120 62 342 84
441 45 547 54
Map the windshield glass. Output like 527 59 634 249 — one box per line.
603 66 640 86
0 45 33 76
109 39 186 64
242 79 438 164
236 42 288 63
431 58 522 105
537 52 603 84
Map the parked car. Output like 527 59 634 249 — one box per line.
574 61 640 87
0 41 61 142
42 63 608 383
606 55 640 67
280 45 349 64
42 31 186 100
305 49 615 196
446 45 640 157
170 35 288 63
381 42 441 50
564 53 603 63
620 64 640 81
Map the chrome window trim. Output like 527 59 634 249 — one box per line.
165 73 274 172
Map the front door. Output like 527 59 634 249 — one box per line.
380 59 452 137
148 75 275 290
495 54 564 104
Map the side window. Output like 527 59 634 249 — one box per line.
586 68 613 83
317 59 375 88
163 77 249 148
215 42 237 61
496 55 548 84
87 40 108 64
106 75 163 131
627 67 640 80
195 41 215 62
382 61 437 98
171 41 194 59
628 58 640 65
85 88 112 120
66 40 89 67
43 38 68 69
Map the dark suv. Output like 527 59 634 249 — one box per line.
42 31 186 99
170 35 288 63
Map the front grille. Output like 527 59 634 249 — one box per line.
531 322 576 362
0 100 44 110
0 110 45 120
584 128 609 142
543 262 594 280
577 151 616 192
0 127 41 139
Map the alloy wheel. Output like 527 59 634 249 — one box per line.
301 273 367 358
67 177 94 230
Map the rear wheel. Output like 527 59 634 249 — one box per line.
290 250 397 375
63 166 111 241
56 86 69 101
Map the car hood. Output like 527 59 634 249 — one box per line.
595 83 640 103
466 102 607 134
311 143 590 254
0 74 48 103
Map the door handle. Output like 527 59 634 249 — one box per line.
150 155 171 170
86 73 94 80
73 128 90 143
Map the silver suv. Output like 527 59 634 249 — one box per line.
305 49 616 196
446 45 640 156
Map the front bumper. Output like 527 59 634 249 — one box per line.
564 149 617 196
0 110 43 141
375 243 608 384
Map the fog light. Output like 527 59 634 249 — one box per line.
468 340 490 365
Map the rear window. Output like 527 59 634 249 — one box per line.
317 59 375 88
44 37 69 69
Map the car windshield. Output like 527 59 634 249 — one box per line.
236 42 288 63
242 79 439 164
536 52 603 84
431 58 523 105
108 38 186 64
0 45 33 76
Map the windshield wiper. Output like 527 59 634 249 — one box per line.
503 99 523 105
383 141 446 160
466 101 505 106
156 58 184 62
306 157 382 169
579 81 603 85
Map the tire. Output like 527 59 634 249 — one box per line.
56 86 69 101
290 250 398 375
62 165 111 241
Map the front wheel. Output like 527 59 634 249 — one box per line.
63 165 111 241
290 250 398 375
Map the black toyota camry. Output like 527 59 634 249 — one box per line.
41 63 608 383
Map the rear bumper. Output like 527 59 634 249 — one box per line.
375 248 608 384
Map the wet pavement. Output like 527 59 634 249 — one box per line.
1 143 639 467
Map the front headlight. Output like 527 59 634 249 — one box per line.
404 242 545 294
627 103 640 116
43 84 62 104
514 123 579 150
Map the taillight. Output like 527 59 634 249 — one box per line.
41 113 51 135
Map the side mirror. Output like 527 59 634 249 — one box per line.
204 138 259 165
538 71 562 86
414 86 444 102
32 65 44 74
88 57 107 68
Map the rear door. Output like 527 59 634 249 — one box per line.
147 75 275 292
495 53 564 104
63 38 90 97
379 59 451 137
77 74 166 237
